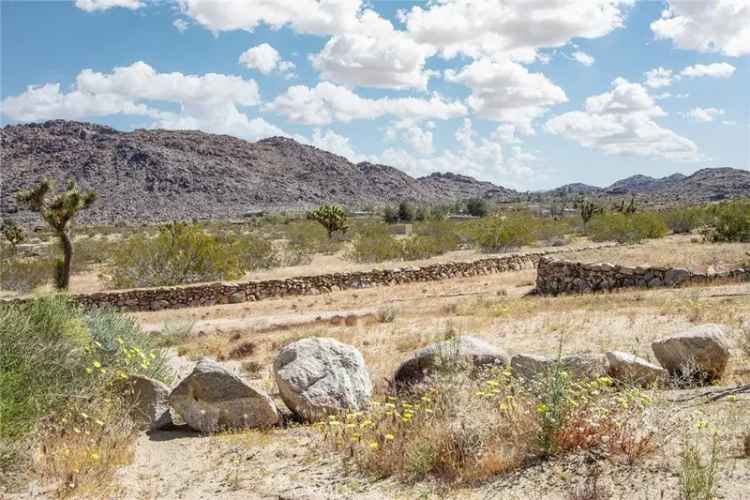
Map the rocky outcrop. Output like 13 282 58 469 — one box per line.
651 324 731 382
169 358 279 432
120 375 173 431
393 336 508 387
1 120 516 225
273 337 372 421
605 351 667 386
536 258 749 295
510 353 607 381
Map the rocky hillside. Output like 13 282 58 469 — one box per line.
2 120 748 224
1 120 516 224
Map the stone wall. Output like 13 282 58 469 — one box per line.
2 245 614 312
536 258 750 295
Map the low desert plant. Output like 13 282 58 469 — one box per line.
107 221 246 288
473 214 537 252
321 365 655 484
679 430 720 500
586 212 668 243
705 199 750 242
1 219 26 253
348 223 402 263
663 207 706 234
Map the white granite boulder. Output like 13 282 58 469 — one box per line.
605 351 667 386
273 337 372 421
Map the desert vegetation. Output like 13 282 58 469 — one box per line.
2 198 749 296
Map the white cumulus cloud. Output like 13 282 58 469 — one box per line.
644 67 674 88
651 0 750 56
571 51 595 66
402 0 632 61
683 107 725 122
680 62 736 78
75 0 142 11
1 61 288 141
444 58 567 134
267 82 466 125
239 43 296 76
545 77 699 161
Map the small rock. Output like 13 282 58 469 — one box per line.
652 324 731 382
393 335 508 388
274 337 372 421
605 351 666 386
120 375 173 431
169 358 279 432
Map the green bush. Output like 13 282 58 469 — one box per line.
107 222 245 288
473 214 537 252
663 207 706 234
0 296 170 440
586 212 668 243
348 223 402 263
230 232 279 271
707 199 750 242
466 198 490 217
285 220 340 255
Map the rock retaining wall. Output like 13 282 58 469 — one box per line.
2 245 614 312
536 258 749 295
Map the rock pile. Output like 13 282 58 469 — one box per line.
126 324 734 434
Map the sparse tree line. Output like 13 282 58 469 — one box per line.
2 177 749 292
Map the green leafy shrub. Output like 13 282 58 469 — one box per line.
107 222 245 288
348 223 402 263
466 198 490 217
706 199 750 242
230 232 279 271
285 220 340 256
0 296 169 440
663 207 706 234
473 214 537 252
586 212 668 243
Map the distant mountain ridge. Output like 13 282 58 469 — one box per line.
1 120 748 224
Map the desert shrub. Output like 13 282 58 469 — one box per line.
321 364 655 484
0 256 54 292
285 220 340 256
398 201 416 222
400 220 463 260
0 296 170 441
70 236 122 272
466 198 490 217
534 216 577 245
383 206 400 224
705 199 750 242
663 207 706 234
586 212 668 243
679 431 720 500
473 214 537 252
107 222 245 288
348 223 402 263
230 232 279 271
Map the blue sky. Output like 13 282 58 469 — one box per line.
2 0 749 190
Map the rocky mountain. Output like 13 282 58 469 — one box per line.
2 120 748 225
604 173 687 194
1 120 516 224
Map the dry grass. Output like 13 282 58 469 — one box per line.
558 234 749 272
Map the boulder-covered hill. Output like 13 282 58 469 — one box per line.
1 120 516 224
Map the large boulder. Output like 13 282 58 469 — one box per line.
120 375 173 431
510 353 607 381
605 351 667 386
169 358 280 432
273 337 372 421
651 324 731 382
393 336 508 388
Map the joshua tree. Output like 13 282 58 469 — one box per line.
576 196 603 225
16 179 96 289
308 204 349 239
1 219 26 254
